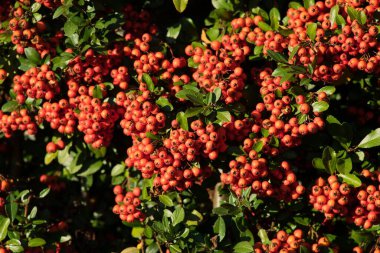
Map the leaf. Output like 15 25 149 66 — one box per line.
346 7 359 22
131 227 144 238
212 0 234 11
216 110 231 124
213 216 226 241
306 23 317 41
359 12 367 25
5 194 18 223
294 216 311 226
172 0 188 13
266 50 288 64
31 3 42 12
252 141 264 152
258 21 272 32
78 160 103 177
120 247 139 253
338 174 362 187
233 241 253 253
169 245 181 253
176 112 188 131
64 20 77 36
357 128 380 149
167 23 182 39
53 6 65 19
303 0 315 8
175 89 204 106
289 2 302 9
312 158 325 170
0 216 10 242
336 158 352 175
156 97 173 111
172 207 185 226
213 88 222 102
24 47 41 65
28 238 46 247
322 147 336 175
159 195 174 207
312 101 329 112
28 206 37 219
317 86 336 95
92 85 103 99
206 27 220 41
269 8 280 30
258 229 270 245
329 5 339 27
289 45 300 60
1 101 19 113
39 188 50 198
111 164 125 177
44 152 57 165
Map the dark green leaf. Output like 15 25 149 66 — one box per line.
338 174 361 187
322 147 336 175
24 47 41 65
156 97 173 111
78 160 103 177
269 8 280 30
336 158 352 175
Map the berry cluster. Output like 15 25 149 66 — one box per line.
253 229 305 253
112 185 144 223
13 65 59 104
0 109 37 137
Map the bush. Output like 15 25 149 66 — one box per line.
0 0 379 252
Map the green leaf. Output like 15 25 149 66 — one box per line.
31 3 41 12
28 238 46 247
156 97 173 111
159 195 174 207
312 101 329 112
121 247 139 253
322 147 336 175
346 7 359 23
78 160 103 177
258 21 272 32
212 0 234 11
176 112 188 131
131 227 144 239
172 207 185 226
111 164 125 177
206 27 220 41
173 0 188 12
336 158 352 175
266 50 288 64
329 5 339 27
167 23 182 39
0 216 10 242
306 23 317 41
53 6 65 19
6 194 18 223
39 188 50 198
338 174 361 187
303 0 315 8
1 101 19 113
317 86 336 95
251 7 269 20
28 206 37 219
64 20 77 37
44 152 57 165
213 216 226 241
169 245 181 253
252 141 264 152
359 12 367 25
216 110 231 124
24 47 41 65
269 8 280 30
357 128 380 149
258 229 270 245
289 45 300 61
294 216 311 226
233 241 253 253
92 85 103 99
289 2 302 9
